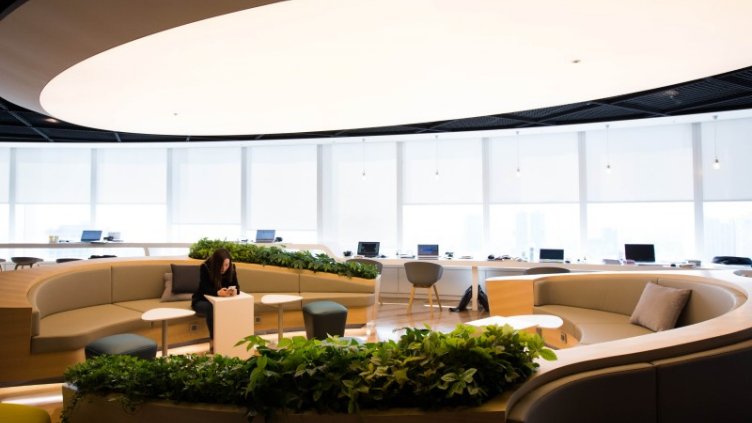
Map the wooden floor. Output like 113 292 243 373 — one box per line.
0 300 488 423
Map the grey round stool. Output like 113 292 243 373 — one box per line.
85 333 158 360
302 301 348 340
11 256 43 270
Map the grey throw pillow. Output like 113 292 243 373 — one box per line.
160 273 193 302
630 282 691 332
170 264 201 294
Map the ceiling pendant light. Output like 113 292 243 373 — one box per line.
712 115 721 170
361 138 367 179
434 135 440 180
605 124 612 174
515 130 521 178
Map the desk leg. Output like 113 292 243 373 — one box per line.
161 320 168 356
471 266 479 311
277 306 284 344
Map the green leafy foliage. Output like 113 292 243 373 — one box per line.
189 238 379 279
63 324 555 421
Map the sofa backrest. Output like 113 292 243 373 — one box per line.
534 273 745 326
27 266 112 335
236 264 300 293
111 262 172 302
534 274 657 316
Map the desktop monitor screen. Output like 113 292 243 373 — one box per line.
357 241 380 257
255 229 276 242
81 230 102 242
417 244 439 256
539 248 565 261
625 244 656 262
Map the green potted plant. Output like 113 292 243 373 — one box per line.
62 324 555 422
189 238 379 279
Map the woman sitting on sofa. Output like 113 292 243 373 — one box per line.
191 248 240 340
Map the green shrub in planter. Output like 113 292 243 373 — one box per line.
63 324 555 422
189 238 379 279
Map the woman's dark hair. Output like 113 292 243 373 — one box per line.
205 248 233 290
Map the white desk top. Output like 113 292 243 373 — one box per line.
261 294 303 305
141 307 195 322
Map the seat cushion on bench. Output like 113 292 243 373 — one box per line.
535 305 653 345
301 293 375 308
31 304 147 353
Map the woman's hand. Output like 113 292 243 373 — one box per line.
217 287 237 297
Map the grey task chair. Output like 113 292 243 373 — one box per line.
403 261 444 312
524 266 571 275
347 258 384 304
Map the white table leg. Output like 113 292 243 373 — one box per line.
277 306 284 343
161 320 168 356
471 265 479 311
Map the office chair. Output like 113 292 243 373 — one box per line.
524 266 571 275
0 258 5 271
404 261 444 312
347 258 384 304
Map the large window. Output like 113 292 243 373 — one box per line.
171 147 241 241
15 148 91 242
323 141 397 255
96 148 167 241
248 145 317 243
488 132 581 258
0 148 8 241
402 138 483 254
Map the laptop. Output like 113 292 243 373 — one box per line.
624 244 656 264
357 241 380 258
255 229 276 243
417 244 439 260
539 248 565 263
81 230 103 242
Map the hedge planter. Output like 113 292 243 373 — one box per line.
62 326 555 423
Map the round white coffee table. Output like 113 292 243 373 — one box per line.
505 314 564 329
142 307 196 356
261 294 303 343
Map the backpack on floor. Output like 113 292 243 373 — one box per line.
450 286 489 312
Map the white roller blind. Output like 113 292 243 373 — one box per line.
249 144 316 230
97 148 166 204
586 124 693 202
0 148 9 202
703 117 752 200
489 132 579 203
172 147 241 224
16 149 91 203
403 138 482 204
327 141 397 251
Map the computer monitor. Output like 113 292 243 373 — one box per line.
255 229 276 243
81 230 102 242
357 241 380 258
624 244 656 263
417 244 439 257
539 248 565 262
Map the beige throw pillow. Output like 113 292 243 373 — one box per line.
630 282 691 331
160 273 193 302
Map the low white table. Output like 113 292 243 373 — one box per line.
261 294 303 343
205 292 254 358
467 314 563 332
142 307 196 356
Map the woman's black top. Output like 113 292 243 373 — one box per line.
191 262 239 306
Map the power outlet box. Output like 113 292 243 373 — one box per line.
190 323 199 332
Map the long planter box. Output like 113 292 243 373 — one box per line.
61 384 510 423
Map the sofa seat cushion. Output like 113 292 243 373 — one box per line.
115 299 193 314
31 304 147 353
535 305 653 345
301 293 375 308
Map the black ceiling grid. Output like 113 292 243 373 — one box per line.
1 65 752 143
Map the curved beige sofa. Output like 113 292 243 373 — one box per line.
0 257 376 385
486 270 752 423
